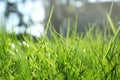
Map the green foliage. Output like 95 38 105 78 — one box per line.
0 13 120 80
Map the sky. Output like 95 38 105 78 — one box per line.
0 0 119 37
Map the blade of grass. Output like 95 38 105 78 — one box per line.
72 14 78 40
109 2 114 16
103 23 120 61
66 18 71 39
43 5 54 37
106 14 115 35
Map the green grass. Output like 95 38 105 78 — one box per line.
0 9 120 80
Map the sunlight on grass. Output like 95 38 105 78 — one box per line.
0 6 120 80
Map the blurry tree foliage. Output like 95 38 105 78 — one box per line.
1 0 120 36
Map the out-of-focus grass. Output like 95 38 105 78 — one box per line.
0 10 120 80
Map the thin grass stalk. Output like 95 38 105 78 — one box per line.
43 5 54 37
106 14 115 35
66 18 71 39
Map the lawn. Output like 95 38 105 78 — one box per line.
0 7 120 80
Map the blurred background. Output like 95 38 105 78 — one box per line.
0 0 120 37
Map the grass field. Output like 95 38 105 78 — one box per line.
0 7 120 80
